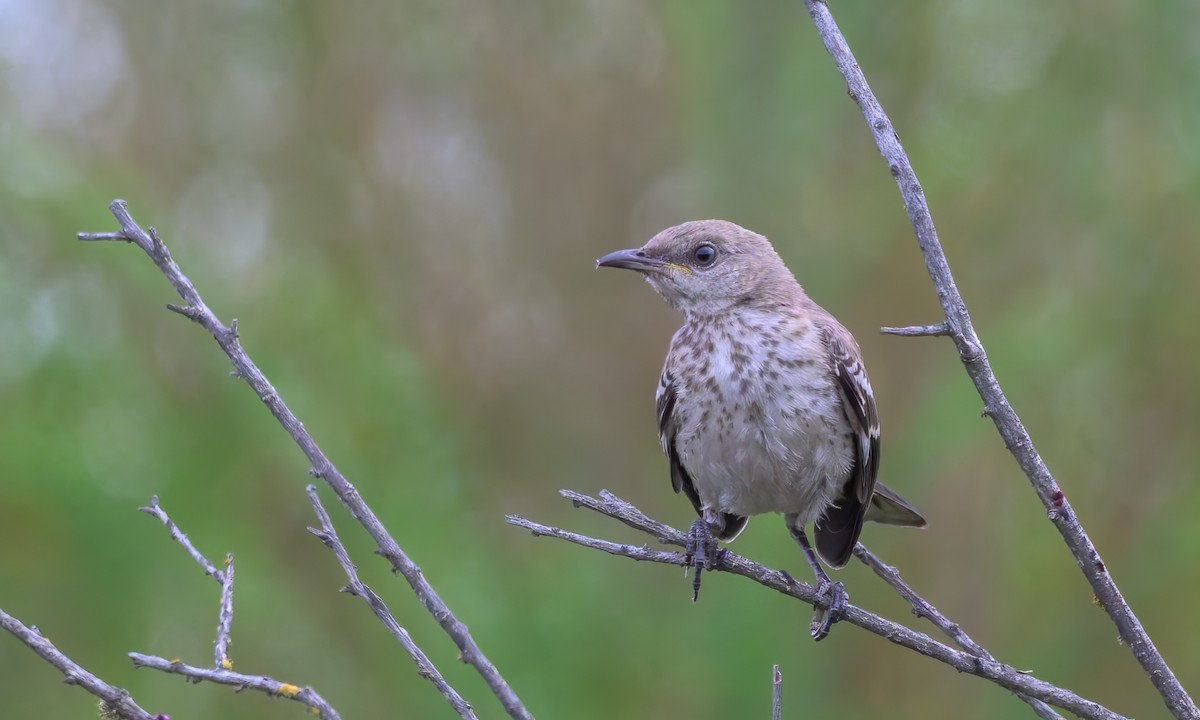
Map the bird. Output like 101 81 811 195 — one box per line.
597 219 926 640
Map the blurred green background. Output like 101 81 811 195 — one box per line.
2 1 1199 718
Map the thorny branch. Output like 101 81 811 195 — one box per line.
79 200 533 720
134 497 340 718
801 1 1196 718
507 490 1125 720
305 486 478 720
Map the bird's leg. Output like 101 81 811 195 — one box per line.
684 511 722 602
786 520 846 641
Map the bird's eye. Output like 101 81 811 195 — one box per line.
693 243 717 267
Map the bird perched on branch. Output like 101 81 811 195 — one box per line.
597 219 925 640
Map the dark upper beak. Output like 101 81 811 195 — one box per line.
595 248 667 272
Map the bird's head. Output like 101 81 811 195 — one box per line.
597 219 799 317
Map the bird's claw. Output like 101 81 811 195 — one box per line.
809 579 847 641
684 518 720 602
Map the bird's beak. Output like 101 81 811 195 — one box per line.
596 248 672 273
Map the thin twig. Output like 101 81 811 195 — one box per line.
802 2 1196 717
0 609 158 720
305 485 478 720
772 665 783 720
214 554 234 669
506 490 1127 720
140 496 237 670
77 231 129 242
140 495 222 580
128 653 340 719
79 200 533 720
506 516 682 565
879 323 949 337
134 496 339 716
568 489 686 543
852 545 1062 720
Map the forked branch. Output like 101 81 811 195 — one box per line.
507 490 1123 720
134 497 341 719
79 200 532 720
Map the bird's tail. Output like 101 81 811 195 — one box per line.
864 481 927 528
814 481 925 568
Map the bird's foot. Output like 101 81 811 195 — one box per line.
684 518 720 602
809 578 847 641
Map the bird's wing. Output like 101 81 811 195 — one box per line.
657 365 748 541
820 323 880 507
656 368 702 513
811 322 881 567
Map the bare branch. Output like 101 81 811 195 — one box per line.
132 496 340 716
0 609 158 720
505 515 684 566
140 496 236 670
77 231 130 242
79 200 532 720
771 665 782 720
879 323 949 337
128 653 339 719
214 554 235 670
305 486 478 720
140 495 223 580
852 545 1062 720
802 2 1196 717
565 489 688 544
507 490 1127 720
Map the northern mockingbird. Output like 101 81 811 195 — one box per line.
598 219 925 639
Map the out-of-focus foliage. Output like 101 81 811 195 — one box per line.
2 1 1198 718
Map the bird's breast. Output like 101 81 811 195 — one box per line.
670 317 853 520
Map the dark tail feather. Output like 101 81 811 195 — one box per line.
717 513 749 541
814 495 866 569
816 482 925 568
